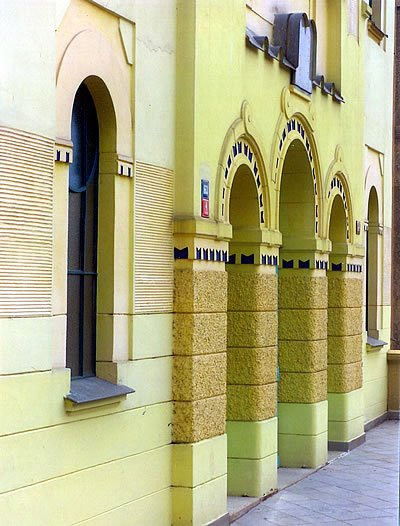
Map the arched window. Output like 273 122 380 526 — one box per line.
366 187 379 336
66 83 99 378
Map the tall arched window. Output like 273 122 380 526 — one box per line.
67 83 99 378
366 187 379 336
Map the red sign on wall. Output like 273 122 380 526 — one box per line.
201 198 209 218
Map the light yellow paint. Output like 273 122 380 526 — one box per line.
172 434 227 488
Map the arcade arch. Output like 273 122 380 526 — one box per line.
224 143 278 498
277 133 328 469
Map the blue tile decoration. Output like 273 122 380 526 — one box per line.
241 253 255 264
282 259 294 268
299 259 310 269
174 247 189 259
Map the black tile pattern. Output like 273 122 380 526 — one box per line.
327 175 351 241
220 139 266 227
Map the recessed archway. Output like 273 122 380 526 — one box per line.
277 137 328 469
279 139 316 249
226 162 278 497
326 188 364 449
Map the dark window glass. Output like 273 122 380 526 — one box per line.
67 83 99 378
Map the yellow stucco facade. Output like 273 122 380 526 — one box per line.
0 1 395 525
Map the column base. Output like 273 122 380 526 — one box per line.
172 435 227 526
328 389 364 443
328 433 365 451
278 401 328 468
227 418 278 497
227 454 277 497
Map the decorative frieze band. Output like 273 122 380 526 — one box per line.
54 139 73 164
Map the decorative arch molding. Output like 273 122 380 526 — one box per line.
364 165 383 225
56 28 133 158
215 101 271 230
272 112 322 236
324 146 355 244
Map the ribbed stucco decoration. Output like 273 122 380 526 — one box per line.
0 127 53 316
134 161 174 313
347 0 359 39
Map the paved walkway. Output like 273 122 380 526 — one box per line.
233 420 399 525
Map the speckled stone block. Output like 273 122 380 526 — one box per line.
328 334 362 364
227 383 277 421
173 312 227 355
328 276 363 308
173 353 227 400
173 395 226 443
328 361 363 393
227 346 277 385
279 340 327 373
227 272 277 312
278 370 327 403
327 307 363 337
227 311 277 347
279 275 327 310
174 269 227 313
278 309 327 341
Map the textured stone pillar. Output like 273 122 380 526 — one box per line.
327 273 364 450
226 264 278 497
278 269 328 468
172 265 228 526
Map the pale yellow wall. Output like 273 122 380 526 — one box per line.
1 0 175 523
246 0 311 37
176 0 365 236
0 0 395 523
0 2 55 137
362 0 394 423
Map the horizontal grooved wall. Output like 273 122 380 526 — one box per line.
134 161 174 313
0 127 54 316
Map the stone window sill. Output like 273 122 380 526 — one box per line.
366 334 387 352
64 376 134 412
367 19 387 45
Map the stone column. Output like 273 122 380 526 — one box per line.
278 269 328 468
387 350 400 419
172 262 228 526
226 264 278 497
327 272 364 450
392 1 400 349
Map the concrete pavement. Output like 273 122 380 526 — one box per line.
233 420 399 525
